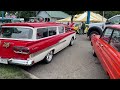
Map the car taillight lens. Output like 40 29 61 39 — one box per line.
13 46 30 54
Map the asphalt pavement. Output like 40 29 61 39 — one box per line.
23 34 109 79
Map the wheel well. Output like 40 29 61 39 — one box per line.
72 36 75 40
91 41 93 46
52 49 55 54
88 27 102 36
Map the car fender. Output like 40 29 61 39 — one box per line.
87 26 103 36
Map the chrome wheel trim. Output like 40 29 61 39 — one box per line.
46 51 53 62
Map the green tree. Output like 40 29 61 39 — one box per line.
94 11 120 19
1 11 36 18
63 11 84 15
0 11 5 17
104 11 120 19
18 11 36 18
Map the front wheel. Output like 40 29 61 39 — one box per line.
89 31 99 40
69 38 74 46
43 50 53 64
92 47 97 57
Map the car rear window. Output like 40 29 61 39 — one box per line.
0 27 33 39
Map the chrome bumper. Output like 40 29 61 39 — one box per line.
0 58 34 66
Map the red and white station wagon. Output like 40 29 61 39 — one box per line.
91 25 120 79
0 22 76 66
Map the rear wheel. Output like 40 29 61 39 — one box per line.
106 72 110 79
89 31 99 40
43 50 53 64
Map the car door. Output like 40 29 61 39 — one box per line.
96 28 114 74
98 28 120 78
31 27 58 62
54 26 67 53
105 29 120 78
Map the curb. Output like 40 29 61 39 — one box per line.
21 69 39 79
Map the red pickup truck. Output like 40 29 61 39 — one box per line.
91 25 120 79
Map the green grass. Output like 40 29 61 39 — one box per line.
0 64 30 79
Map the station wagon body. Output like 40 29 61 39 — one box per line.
0 22 76 66
91 25 120 79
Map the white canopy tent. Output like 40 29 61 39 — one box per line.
56 14 81 22
74 11 107 22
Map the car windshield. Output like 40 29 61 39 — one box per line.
0 27 33 39
109 15 120 24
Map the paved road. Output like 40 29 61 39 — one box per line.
23 34 109 79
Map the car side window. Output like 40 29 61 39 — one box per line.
37 28 48 39
48 27 57 36
110 30 120 52
65 26 70 32
58 26 64 34
101 28 114 43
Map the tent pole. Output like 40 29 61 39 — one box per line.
102 11 104 22
87 11 90 24
71 15 74 23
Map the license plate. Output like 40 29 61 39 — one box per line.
0 58 8 64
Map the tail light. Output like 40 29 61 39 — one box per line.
13 46 30 54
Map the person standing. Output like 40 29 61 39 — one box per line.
81 22 86 35
78 23 82 35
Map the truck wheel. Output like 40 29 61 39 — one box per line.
89 31 99 40
92 47 97 57
44 50 53 64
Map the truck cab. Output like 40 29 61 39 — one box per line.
87 15 120 40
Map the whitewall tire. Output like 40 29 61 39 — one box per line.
44 50 53 64
69 38 74 46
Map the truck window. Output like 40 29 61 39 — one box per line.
110 30 120 52
101 28 114 43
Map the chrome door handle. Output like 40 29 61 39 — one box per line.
97 42 104 47
100 44 103 47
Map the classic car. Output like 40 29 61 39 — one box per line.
91 25 120 79
0 22 76 66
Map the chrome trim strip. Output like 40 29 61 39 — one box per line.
30 40 66 58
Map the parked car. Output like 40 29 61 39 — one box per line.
87 15 120 40
0 22 76 66
0 18 24 24
0 18 13 24
11 18 24 22
91 25 120 79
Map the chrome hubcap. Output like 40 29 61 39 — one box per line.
92 47 94 54
71 39 74 45
46 51 53 62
